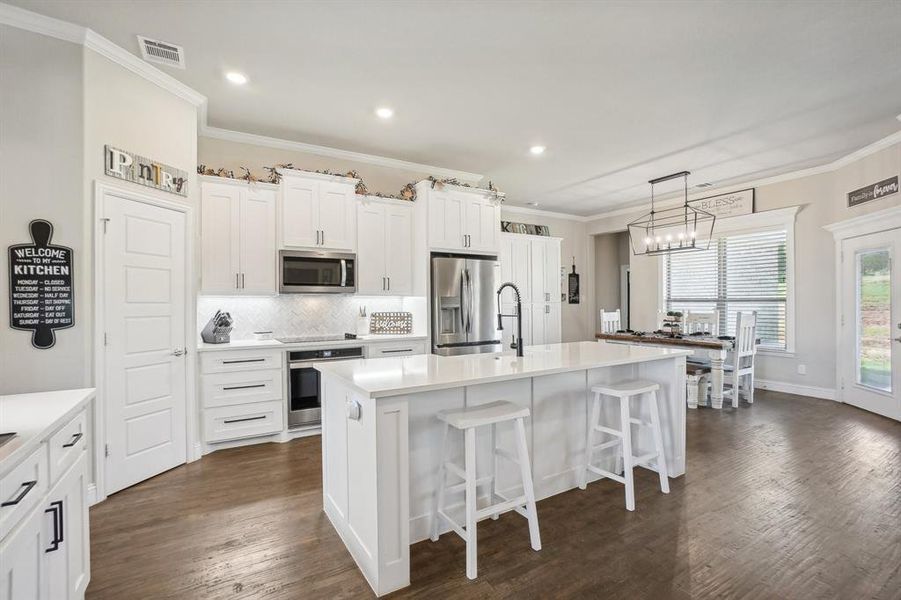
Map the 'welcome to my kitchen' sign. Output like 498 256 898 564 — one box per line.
847 176 898 207
8 220 74 349
105 145 188 196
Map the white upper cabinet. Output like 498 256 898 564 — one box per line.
356 198 413 295
201 179 277 295
422 183 501 253
280 171 357 251
530 237 562 303
499 234 532 301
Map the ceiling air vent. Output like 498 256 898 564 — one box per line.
695 182 714 188
137 36 185 69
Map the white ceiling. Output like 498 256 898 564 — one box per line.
11 0 901 215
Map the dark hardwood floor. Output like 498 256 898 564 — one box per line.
86 391 901 599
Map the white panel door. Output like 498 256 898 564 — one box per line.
318 181 356 251
200 183 239 293
545 239 562 302
44 456 89 600
356 202 387 294
102 193 187 495
238 188 276 294
429 190 464 250
0 502 46 600
530 240 549 302
544 303 562 344
281 177 318 248
499 234 531 301
840 228 900 421
467 197 500 253
385 204 413 295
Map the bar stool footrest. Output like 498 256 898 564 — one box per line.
594 425 623 437
586 464 626 483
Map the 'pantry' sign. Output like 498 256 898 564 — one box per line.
104 145 188 196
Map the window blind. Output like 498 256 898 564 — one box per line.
664 229 788 349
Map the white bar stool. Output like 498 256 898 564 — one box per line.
579 380 669 511
431 400 541 580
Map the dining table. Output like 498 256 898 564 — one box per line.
596 331 755 409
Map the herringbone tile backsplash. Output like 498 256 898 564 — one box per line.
197 295 425 339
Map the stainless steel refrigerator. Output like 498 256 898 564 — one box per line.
431 255 502 356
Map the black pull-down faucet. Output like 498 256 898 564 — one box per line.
496 282 524 357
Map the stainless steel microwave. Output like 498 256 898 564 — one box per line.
279 250 356 293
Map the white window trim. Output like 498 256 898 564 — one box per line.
659 206 799 354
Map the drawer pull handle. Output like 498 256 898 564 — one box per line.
223 384 266 391
62 432 83 448
381 348 413 354
223 415 267 424
222 358 266 364
2 480 37 507
45 500 64 552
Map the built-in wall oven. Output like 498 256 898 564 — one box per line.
279 250 356 293
287 345 364 428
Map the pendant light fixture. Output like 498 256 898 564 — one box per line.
627 170 716 256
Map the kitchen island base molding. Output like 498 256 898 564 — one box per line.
319 349 687 596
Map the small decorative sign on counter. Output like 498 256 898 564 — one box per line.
369 312 413 335
847 176 898 207
8 220 74 349
105 145 188 196
689 188 754 219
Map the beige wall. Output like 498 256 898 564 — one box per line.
0 27 86 394
199 136 427 198
593 232 622 324
586 142 901 391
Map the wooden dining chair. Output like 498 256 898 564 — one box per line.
599 309 621 333
723 311 757 407
684 310 720 336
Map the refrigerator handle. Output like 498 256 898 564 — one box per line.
459 271 467 332
465 268 473 334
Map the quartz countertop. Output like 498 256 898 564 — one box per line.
0 388 95 478
314 341 691 398
196 333 428 352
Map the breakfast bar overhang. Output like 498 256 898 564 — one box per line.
315 341 691 596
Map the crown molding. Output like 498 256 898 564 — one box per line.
0 2 83 42
200 125 483 184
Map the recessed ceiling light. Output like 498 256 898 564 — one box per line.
375 107 394 119
529 145 546 155
226 71 248 85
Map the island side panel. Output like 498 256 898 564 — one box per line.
320 374 382 594
375 395 411 594
637 355 686 477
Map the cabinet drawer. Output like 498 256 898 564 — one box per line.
202 369 284 408
48 410 88 484
203 401 284 443
200 349 283 374
0 444 48 540
366 340 427 358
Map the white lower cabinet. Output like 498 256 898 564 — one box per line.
200 349 285 444
0 411 90 600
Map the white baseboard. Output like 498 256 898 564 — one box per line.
86 483 99 506
755 378 836 401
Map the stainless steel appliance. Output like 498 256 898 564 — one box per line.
279 250 356 294
286 342 363 428
431 254 502 356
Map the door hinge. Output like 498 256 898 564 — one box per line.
104 332 109 346
104 443 110 457
100 217 110 233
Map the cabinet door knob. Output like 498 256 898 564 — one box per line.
172 348 186 357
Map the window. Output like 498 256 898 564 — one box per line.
664 229 789 350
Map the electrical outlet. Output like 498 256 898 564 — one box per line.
797 364 807 375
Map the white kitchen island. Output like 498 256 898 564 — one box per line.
315 341 690 596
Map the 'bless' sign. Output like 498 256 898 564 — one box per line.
105 145 188 196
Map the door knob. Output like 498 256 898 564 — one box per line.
172 348 186 357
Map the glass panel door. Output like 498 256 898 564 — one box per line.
856 250 891 391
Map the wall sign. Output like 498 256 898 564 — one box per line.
689 188 754 219
8 220 74 349
847 176 898 207
104 145 188 196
